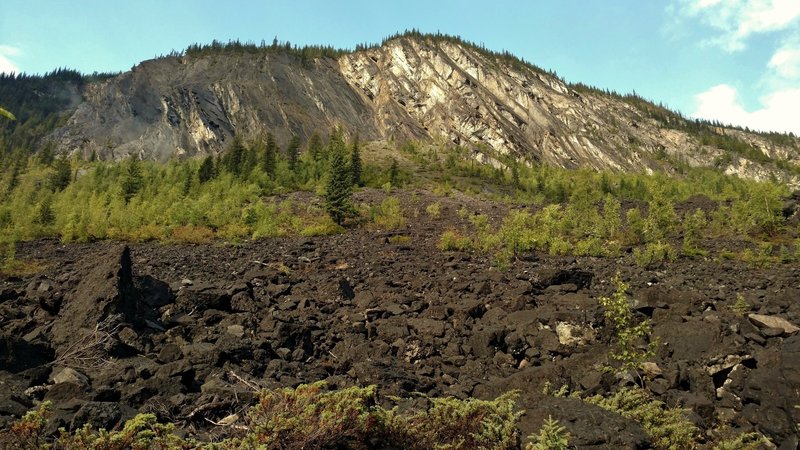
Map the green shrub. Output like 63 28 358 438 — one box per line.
388 234 412 245
439 229 473 251
598 273 659 372
526 415 570 450
299 217 344 237
730 293 750 317
236 382 377 449
624 208 645 245
643 192 676 242
371 197 405 229
634 241 676 267
585 387 698 449
425 201 441 219
682 208 708 256
380 391 521 450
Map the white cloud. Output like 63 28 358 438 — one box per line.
768 43 800 79
693 83 800 134
0 45 22 74
677 0 800 52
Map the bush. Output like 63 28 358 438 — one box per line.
598 273 658 372
585 387 698 449
235 382 377 449
439 229 473 251
682 208 707 256
526 415 570 450
425 201 441 219
380 391 521 450
371 197 405 229
299 217 344 237
170 225 214 244
634 241 676 267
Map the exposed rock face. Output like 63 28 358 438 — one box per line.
52 53 379 161
49 36 800 183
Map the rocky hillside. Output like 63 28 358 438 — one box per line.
40 34 800 183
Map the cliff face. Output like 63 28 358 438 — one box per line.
49 36 800 183
52 52 379 161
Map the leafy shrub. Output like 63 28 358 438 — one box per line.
599 273 658 372
3 384 523 450
380 391 521 450
624 208 645 245
643 192 676 242
170 225 214 244
526 415 570 450
0 403 190 450
426 201 441 218
585 387 698 449
235 382 377 449
740 242 774 268
730 293 750 317
371 197 405 229
439 229 473 251
682 208 708 256
388 234 412 245
574 237 605 257
299 217 344 237
634 241 676 267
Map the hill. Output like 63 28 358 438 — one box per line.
2 32 799 185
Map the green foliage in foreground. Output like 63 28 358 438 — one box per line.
599 273 659 372
3 383 773 449
0 383 522 450
585 387 699 450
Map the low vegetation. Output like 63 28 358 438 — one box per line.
1 130 798 274
0 383 522 450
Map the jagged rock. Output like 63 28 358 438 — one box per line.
555 321 595 346
52 368 89 388
747 314 799 335
50 245 139 350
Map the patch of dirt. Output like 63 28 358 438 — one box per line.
1 189 799 447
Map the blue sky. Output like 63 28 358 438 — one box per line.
1 0 799 134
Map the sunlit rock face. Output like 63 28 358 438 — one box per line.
49 36 800 185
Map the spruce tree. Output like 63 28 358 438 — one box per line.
50 156 72 191
121 154 143 203
198 155 215 183
350 134 363 187
324 129 352 225
223 136 246 177
286 135 301 172
307 132 323 162
263 132 277 177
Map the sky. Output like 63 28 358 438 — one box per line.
1 0 799 134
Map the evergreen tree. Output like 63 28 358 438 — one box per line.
223 136 246 177
121 154 143 203
263 132 277 177
307 132 323 162
38 144 54 166
241 139 260 176
286 135 301 172
50 156 72 191
350 133 363 187
35 196 55 225
198 155 215 183
324 129 352 225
